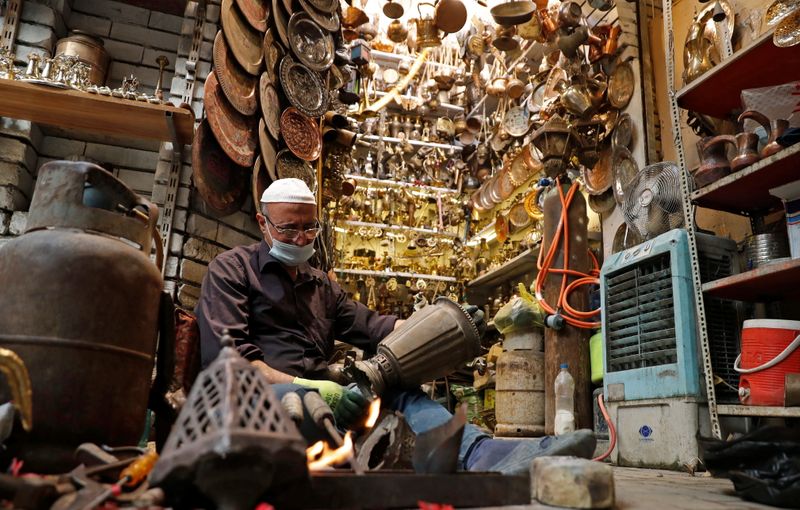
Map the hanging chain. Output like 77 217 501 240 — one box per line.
662 0 721 439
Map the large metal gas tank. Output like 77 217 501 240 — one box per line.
0 161 163 471
495 329 545 437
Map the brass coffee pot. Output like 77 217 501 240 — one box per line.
412 3 441 49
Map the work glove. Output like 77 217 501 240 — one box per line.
293 377 370 429
464 304 487 338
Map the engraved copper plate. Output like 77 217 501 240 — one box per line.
260 74 282 140
279 56 328 118
272 0 291 48
205 70 258 167
276 148 317 191
259 118 279 181
497 169 515 200
280 106 322 161
608 60 635 109
235 0 269 33
213 30 258 116
298 0 340 32
193 118 248 217
287 12 334 72
582 144 613 195
252 155 272 214
221 0 264 76
262 29 284 84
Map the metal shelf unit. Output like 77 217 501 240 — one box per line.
666 7 800 434
333 267 457 283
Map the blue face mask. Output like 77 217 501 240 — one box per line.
266 229 316 266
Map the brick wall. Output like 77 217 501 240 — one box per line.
0 0 262 311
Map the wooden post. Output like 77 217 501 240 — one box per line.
541 182 592 434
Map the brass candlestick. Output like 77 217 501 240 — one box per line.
155 55 169 102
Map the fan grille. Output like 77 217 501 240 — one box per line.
622 162 684 240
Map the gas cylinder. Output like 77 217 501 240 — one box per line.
495 328 545 436
0 161 163 471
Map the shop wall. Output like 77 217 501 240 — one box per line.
0 0 262 311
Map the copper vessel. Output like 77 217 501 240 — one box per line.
739 110 790 158
54 30 110 85
205 70 258 167
213 31 258 116
693 135 732 188
0 161 163 472
730 132 762 171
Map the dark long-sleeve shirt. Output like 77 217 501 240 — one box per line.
195 241 398 378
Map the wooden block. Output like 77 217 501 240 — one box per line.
532 457 615 509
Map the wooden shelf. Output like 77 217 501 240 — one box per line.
717 404 800 418
0 78 194 145
467 245 540 288
690 144 800 215
702 258 800 301
676 29 800 118
359 134 463 151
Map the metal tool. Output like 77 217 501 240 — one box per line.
154 55 168 102
281 392 304 425
303 390 344 448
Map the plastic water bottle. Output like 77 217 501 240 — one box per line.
554 363 576 436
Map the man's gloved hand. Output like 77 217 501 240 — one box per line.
292 377 370 429
464 304 487 337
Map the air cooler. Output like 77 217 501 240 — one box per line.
600 228 739 468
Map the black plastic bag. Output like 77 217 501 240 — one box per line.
700 426 800 508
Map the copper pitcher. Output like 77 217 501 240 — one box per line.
694 135 732 188
738 110 789 158
730 132 761 171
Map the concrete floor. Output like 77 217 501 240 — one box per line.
493 466 780 509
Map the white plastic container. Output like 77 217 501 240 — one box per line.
554 363 576 436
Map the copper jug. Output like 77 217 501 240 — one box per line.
413 3 441 49
730 132 761 171
694 135 732 188
683 19 717 84
387 19 408 43
738 110 790 158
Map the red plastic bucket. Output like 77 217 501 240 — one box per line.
736 319 800 406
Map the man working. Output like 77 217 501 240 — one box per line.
196 178 595 474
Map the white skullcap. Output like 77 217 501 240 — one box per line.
260 178 316 205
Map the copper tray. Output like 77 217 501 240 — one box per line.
497 169 515 201
262 29 284 85
259 74 282 140
272 0 291 48
251 155 272 214
204 70 258 167
298 0 340 31
582 145 613 195
213 31 258 116
288 12 334 72
608 60 635 109
280 107 322 161
236 0 269 33
258 118 279 181
276 148 317 191
279 56 328 118
221 0 264 76
192 118 248 216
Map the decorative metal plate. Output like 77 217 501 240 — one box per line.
280 107 322 161
204 70 258 167
262 29 284 85
775 9 800 47
582 145 613 195
276 148 317 191
287 12 334 72
192 118 248 217
221 0 264 76
305 0 337 14
213 30 258 116
259 118 279 181
252 155 272 214
279 56 328 118
612 113 633 149
608 60 635 109
508 202 532 228
503 105 530 137
588 188 616 214
235 0 269 33
272 0 291 48
298 0 340 31
611 146 638 207
260 75 282 140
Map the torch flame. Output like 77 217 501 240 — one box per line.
306 432 354 470
365 398 381 429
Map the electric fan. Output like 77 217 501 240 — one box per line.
622 162 685 240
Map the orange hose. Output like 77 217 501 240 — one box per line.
592 392 616 462
534 178 600 329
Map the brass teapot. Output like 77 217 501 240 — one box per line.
412 3 441 49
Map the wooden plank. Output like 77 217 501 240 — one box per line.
467 245 539 288
0 78 194 145
676 29 800 119
702 258 800 301
690 144 800 216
